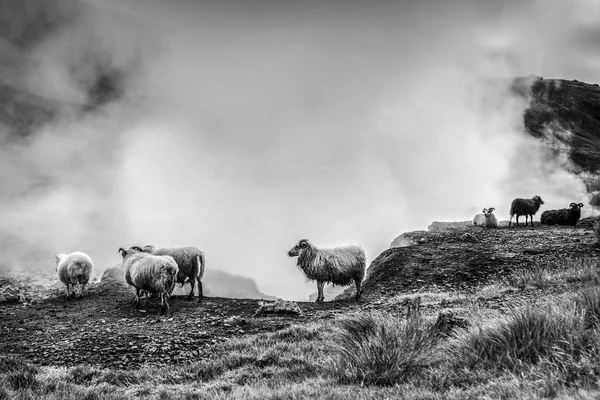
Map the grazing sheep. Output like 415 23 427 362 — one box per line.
540 203 584 227
55 252 94 299
472 208 488 226
118 247 179 310
287 239 366 302
509 195 544 227
140 245 206 303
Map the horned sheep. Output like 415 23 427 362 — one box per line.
55 252 94 299
118 247 179 310
136 245 206 303
473 208 498 227
509 195 544 227
540 203 584 227
287 239 366 302
472 208 487 226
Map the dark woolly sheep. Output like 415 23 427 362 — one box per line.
288 239 366 302
118 247 179 310
55 252 94 299
540 203 584 227
141 245 206 302
509 195 544 227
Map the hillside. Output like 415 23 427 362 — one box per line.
517 76 600 202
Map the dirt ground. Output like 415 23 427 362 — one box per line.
0 279 360 370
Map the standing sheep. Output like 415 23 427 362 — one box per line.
540 203 584 226
118 247 179 310
55 252 94 299
140 245 206 303
287 239 366 302
509 195 544 227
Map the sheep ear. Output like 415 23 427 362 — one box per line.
118 248 126 256
580 203 584 207
489 207 495 212
54 255 60 262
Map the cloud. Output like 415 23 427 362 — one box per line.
0 0 596 299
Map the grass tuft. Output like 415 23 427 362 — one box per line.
331 298 440 386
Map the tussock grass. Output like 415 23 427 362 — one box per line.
448 300 600 391
331 298 441 386
508 257 600 289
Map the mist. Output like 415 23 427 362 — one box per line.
0 0 597 300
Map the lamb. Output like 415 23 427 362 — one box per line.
473 208 498 227
138 245 206 302
287 239 366 302
509 195 544 227
540 203 584 227
118 247 179 310
55 252 94 299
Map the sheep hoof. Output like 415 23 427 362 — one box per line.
197 297 203 303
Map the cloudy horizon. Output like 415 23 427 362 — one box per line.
0 0 598 300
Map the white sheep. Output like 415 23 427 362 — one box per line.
288 239 366 302
55 252 94 299
473 208 488 226
137 245 206 303
118 247 179 311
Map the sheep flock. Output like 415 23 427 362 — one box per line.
48 192 592 309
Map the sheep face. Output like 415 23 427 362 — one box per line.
288 239 310 257
570 202 584 211
534 195 544 205
484 208 495 216
54 254 65 271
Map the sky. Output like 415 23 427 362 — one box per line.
0 0 599 299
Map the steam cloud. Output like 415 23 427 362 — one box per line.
0 0 597 299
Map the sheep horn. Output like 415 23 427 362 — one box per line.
579 203 584 208
570 202 577 208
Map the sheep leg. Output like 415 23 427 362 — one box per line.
316 281 324 302
197 280 203 303
187 278 195 300
530 214 534 227
515 215 519 226
354 278 362 300
161 293 169 311
80 283 86 299
134 289 141 308
65 284 71 299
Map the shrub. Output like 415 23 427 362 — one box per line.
331 298 439 386
451 305 597 373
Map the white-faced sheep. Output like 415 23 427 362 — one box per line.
137 245 206 303
55 252 94 299
540 203 584 227
509 195 544 227
472 208 487 226
118 247 179 310
482 207 499 228
288 239 366 302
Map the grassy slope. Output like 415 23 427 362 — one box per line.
4 223 600 399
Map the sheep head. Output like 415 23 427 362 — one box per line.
54 254 65 271
142 245 155 253
484 207 495 216
533 195 544 205
569 202 584 210
288 239 310 257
